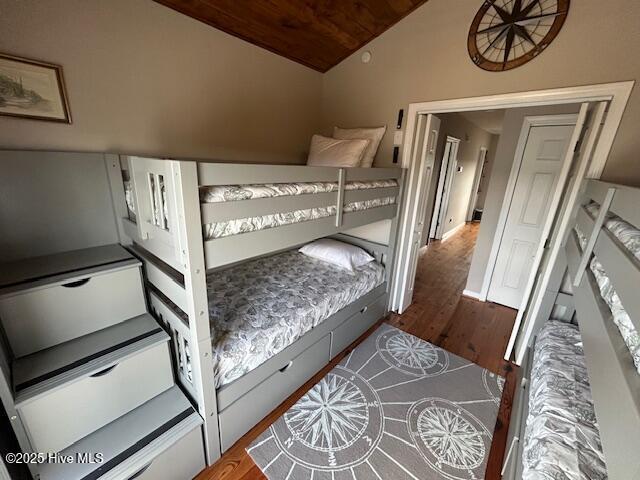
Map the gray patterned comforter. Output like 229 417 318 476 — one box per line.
207 250 385 388
523 320 607 480
575 202 640 374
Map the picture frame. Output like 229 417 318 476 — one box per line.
0 53 71 123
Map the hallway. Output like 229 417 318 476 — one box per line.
389 222 517 375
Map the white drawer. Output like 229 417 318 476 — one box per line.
0 265 146 356
331 295 386 359
218 334 331 452
127 426 205 480
17 342 173 453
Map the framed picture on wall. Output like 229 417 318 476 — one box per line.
0 53 71 123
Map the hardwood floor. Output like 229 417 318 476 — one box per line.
197 223 518 480
388 223 516 376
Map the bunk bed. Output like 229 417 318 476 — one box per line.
106 156 404 463
502 179 640 480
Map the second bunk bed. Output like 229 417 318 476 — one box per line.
502 179 640 480
105 156 404 463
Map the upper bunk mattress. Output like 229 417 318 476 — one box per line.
200 179 397 203
207 249 385 388
200 180 398 240
523 320 607 480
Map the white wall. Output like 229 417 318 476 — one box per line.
0 0 323 164
321 0 640 186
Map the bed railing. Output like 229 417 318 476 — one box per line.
118 157 185 272
125 244 196 401
565 179 640 480
116 157 402 272
148 286 195 395
197 162 402 270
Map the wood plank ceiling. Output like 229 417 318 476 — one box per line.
154 1 428 72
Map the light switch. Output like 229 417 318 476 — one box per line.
393 130 404 146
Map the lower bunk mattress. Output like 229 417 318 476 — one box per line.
523 320 607 479
206 249 385 388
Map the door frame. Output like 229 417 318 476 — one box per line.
397 113 441 313
430 136 460 240
483 113 578 304
466 147 488 222
390 81 633 345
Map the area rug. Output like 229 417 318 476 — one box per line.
247 323 504 480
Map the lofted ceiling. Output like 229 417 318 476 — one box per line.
154 0 428 72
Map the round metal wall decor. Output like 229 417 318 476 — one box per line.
468 0 570 72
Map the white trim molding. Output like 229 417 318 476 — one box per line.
466 147 488 222
462 289 484 301
400 81 633 177
441 222 466 241
430 136 461 240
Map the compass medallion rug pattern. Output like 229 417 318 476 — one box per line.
247 324 504 480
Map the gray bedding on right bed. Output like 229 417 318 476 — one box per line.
523 320 608 480
206 249 385 388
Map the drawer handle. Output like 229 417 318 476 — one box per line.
62 278 91 288
360 306 368 314
127 462 153 480
279 361 293 373
90 364 118 377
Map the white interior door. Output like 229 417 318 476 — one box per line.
507 102 600 364
397 113 441 313
430 137 460 240
487 121 577 309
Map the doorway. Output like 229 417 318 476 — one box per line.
390 82 633 364
466 147 488 223
430 136 460 241
404 110 501 313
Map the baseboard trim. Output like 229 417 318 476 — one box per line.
462 289 484 301
441 222 466 241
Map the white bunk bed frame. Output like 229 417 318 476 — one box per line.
502 179 640 480
105 155 404 464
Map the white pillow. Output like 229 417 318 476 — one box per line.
299 239 375 271
307 134 369 167
333 126 387 168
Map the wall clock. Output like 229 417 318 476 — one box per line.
468 0 570 72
